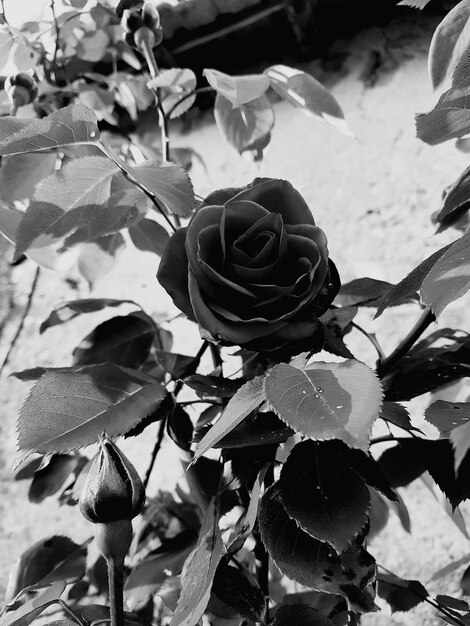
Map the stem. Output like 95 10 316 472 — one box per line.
58 600 88 626
376 307 435 378
107 558 124 626
256 465 274 624
0 266 40 377
50 0 60 71
165 86 215 120
350 321 385 360
347 612 358 626
210 344 223 371
143 417 166 490
370 434 404 445
97 141 176 232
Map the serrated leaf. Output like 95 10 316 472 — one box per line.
204 68 269 105
78 233 125 288
421 231 470 316
425 400 470 437
124 531 196 611
0 153 56 203
211 562 265 621
149 68 197 119
14 156 118 257
259 484 376 613
336 277 406 308
5 537 84 603
416 107 470 145
375 243 452 318
193 375 266 462
266 64 352 137
28 455 79 503
377 573 428 613
128 218 170 256
433 162 470 231
214 92 274 156
279 440 370 552
0 105 99 156
437 595 470 611
18 363 168 454
380 401 415 432
72 313 155 368
170 500 225 626
130 161 194 217
40 298 138 333
428 0 470 89
265 361 382 451
0 581 65 626
273 605 335 625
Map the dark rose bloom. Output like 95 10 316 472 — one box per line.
157 178 340 353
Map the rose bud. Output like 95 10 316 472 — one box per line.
5 73 38 110
120 8 143 34
142 2 160 30
79 437 145 524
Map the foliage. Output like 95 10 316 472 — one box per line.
5 2 470 626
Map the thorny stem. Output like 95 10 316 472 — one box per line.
107 558 124 626
97 141 176 232
376 307 435 378
0 266 40 377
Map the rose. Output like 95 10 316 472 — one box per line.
157 178 340 353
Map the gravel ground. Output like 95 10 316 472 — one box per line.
2 12 470 625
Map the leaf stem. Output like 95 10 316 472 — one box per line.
97 140 176 232
350 321 385 360
143 416 166 490
376 307 435 378
165 86 215 120
107 558 124 626
58 600 88 626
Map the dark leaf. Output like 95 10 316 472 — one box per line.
183 457 223 513
211 562 265 621
124 531 197 611
40 298 138 333
0 153 56 203
380 401 416 432
227 466 267 554
279 441 370 552
167 405 193 452
155 351 197 379
436 595 469 611
170 500 225 626
374 243 453 318
28 454 79 503
12 456 43 480
259 484 376 613
18 363 168 453
377 440 427 488
77 233 125 288
266 64 352 137
228 444 277 490
336 278 408 308
433 163 470 231
273 605 335 625
416 107 470 145
462 564 470 595
389 492 412 533
0 105 98 156
193 375 266 462
265 361 382 451
368 489 390 540
128 218 170 256
209 411 293 448
377 572 428 612
425 400 470 437
72 313 155 368
1 581 65 626
183 374 244 398
319 307 356 360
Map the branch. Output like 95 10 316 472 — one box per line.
0 266 40 377
376 307 435 378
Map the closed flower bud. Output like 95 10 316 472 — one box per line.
5 73 38 109
121 8 143 34
79 437 145 524
133 25 156 51
142 2 160 29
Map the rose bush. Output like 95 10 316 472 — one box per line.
158 178 340 353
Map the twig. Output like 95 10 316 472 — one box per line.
107 559 124 626
143 417 166 490
50 0 60 72
376 307 435 378
0 266 40 377
97 141 176 232
350 321 385 360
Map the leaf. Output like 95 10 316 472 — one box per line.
149 68 197 119
374 242 453 317
193 375 266 462
433 162 470 231
450 420 470 471
72 313 155 368
14 156 118 257
335 277 410 308
28 455 79 503
40 298 138 333
279 441 370 552
377 572 428 613
416 107 470 145
184 375 244 398
273 605 335 625
170 500 225 626
266 64 353 137
128 218 170 256
0 30 13 73
421 231 470 316
18 363 168 454
0 204 55 269
130 161 194 217
258 484 376 613
227 466 267 554
265 361 382 451
204 68 269 105
124 531 197 611
428 0 470 89
167 405 193 452
425 400 470 437
211 562 265 621
462 564 470 594
5 537 83 602
398 0 432 7
78 233 125 289
0 153 57 203
155 351 197 379
389 493 411 533
206 411 294 448
380 401 416 432
76 29 110 62
436 595 469 611
0 105 99 156
0 581 65 626
214 93 274 156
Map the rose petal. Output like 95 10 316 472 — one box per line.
229 178 315 226
233 212 284 262
245 319 324 353
157 228 196 322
